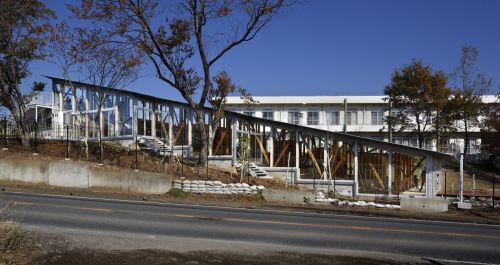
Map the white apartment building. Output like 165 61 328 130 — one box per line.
225 95 498 155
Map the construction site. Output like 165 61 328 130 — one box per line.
2 77 498 207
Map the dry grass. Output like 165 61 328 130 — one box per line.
0 204 36 265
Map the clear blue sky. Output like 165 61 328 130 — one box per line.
26 0 500 102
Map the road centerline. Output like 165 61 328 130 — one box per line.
173 214 500 240
80 207 113 212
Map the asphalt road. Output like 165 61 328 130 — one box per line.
2 191 500 264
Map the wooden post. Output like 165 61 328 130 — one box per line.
295 130 300 180
115 105 120 137
208 115 213 157
343 98 347 133
151 104 156 137
387 149 392 195
168 107 174 152
85 98 90 140
187 109 192 155
323 135 328 180
231 117 238 165
59 85 63 111
269 126 274 167
354 141 359 196
426 155 434 199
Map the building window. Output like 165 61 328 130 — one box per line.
371 111 383 125
346 110 357 125
262 110 274 120
326 111 339 125
288 111 301 125
307 111 319 125
243 111 255 117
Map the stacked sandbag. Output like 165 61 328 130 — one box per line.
173 179 183 189
315 192 326 202
179 179 265 195
315 194 401 209
329 199 401 209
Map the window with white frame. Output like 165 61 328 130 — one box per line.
288 111 301 125
371 111 383 125
307 111 319 125
242 110 255 117
326 111 339 125
346 110 357 125
262 110 274 120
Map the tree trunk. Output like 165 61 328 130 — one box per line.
12 109 30 149
98 130 103 163
19 126 30 149
416 120 423 149
195 108 208 166
85 138 89 160
97 111 103 164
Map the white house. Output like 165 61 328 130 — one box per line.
225 95 498 156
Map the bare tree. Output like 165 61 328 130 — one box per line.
451 46 491 157
69 0 294 165
48 22 91 157
0 0 54 148
76 29 142 163
48 25 142 162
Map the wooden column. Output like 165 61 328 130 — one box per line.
231 117 238 165
187 109 192 155
133 103 138 138
115 105 120 137
208 113 213 157
387 149 392 195
59 85 63 111
269 126 274 167
85 98 90 139
168 106 174 151
295 130 300 180
323 135 328 180
425 155 433 199
354 141 359 196
151 104 156 137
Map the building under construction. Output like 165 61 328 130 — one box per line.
25 76 454 199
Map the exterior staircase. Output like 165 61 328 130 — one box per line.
138 136 171 156
235 161 273 180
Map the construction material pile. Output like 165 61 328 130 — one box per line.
174 180 265 194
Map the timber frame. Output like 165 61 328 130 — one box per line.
46 76 453 199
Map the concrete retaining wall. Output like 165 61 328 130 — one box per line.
10 159 50 184
49 160 89 188
400 197 448 213
0 158 171 194
262 188 316 204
